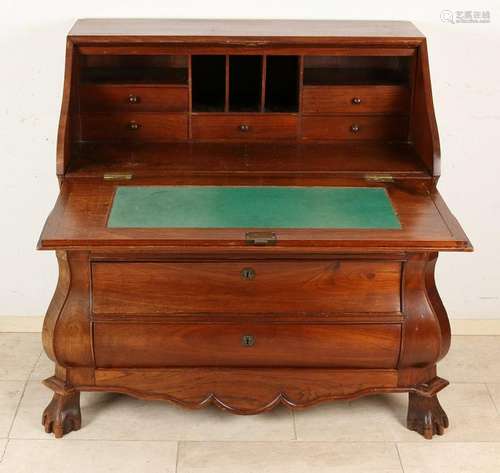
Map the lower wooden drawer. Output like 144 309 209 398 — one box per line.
93 322 402 368
192 114 298 140
301 116 408 141
81 112 188 141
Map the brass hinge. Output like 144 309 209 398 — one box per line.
245 231 277 246
103 173 133 181
364 174 394 183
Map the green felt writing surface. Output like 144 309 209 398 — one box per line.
108 186 401 229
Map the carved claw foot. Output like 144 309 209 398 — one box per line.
407 391 449 439
42 378 81 438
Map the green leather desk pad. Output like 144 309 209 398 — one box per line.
108 186 401 229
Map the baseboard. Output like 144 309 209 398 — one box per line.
450 319 500 335
0 316 44 332
0 315 500 335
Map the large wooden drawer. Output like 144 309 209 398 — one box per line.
93 322 402 368
80 85 188 112
91 260 402 316
302 85 410 114
80 112 188 141
192 114 298 140
301 116 408 141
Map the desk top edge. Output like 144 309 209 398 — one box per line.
68 19 425 40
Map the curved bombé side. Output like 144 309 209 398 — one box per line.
399 252 451 370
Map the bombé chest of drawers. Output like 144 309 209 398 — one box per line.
38 19 471 439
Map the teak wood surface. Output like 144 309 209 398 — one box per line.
39 19 471 440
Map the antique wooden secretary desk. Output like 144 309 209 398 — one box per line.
38 19 471 439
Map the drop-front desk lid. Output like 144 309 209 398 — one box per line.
38 180 471 252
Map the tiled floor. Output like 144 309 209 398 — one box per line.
0 333 500 472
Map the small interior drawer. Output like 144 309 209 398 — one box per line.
302 85 410 114
93 322 402 368
91 260 402 316
80 85 188 112
80 112 188 141
192 114 298 140
301 116 408 141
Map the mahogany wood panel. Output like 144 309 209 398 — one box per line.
93 322 402 368
192 114 298 141
56 40 75 177
92 367 400 412
68 142 429 178
301 115 408 141
303 85 410 114
398 253 450 368
43 252 93 367
69 19 424 41
80 85 188 112
91 260 401 316
410 41 440 177
80 112 188 141
38 178 471 251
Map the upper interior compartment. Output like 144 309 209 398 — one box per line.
303 56 411 86
63 27 438 179
81 55 188 84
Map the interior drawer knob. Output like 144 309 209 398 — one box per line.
238 124 250 132
127 121 140 130
241 335 256 347
352 97 362 105
350 124 360 133
128 94 140 104
240 267 256 280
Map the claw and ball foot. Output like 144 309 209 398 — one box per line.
42 389 81 438
407 391 449 439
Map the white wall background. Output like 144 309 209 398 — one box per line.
1 1 499 318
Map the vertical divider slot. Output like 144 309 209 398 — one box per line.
228 55 263 112
265 56 300 113
192 55 226 112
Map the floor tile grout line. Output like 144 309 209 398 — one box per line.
7 350 43 439
27 348 44 383
485 383 499 415
1 435 428 443
174 441 180 473
395 443 405 473
0 438 9 464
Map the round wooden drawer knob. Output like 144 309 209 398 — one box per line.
352 97 362 105
241 267 256 280
127 121 140 130
350 124 360 133
128 94 140 104
238 124 250 132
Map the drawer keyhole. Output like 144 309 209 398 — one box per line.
241 335 255 347
241 267 256 280
127 121 141 130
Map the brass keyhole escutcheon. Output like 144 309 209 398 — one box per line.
127 121 140 130
128 94 140 104
240 267 256 280
241 335 255 347
238 124 250 132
